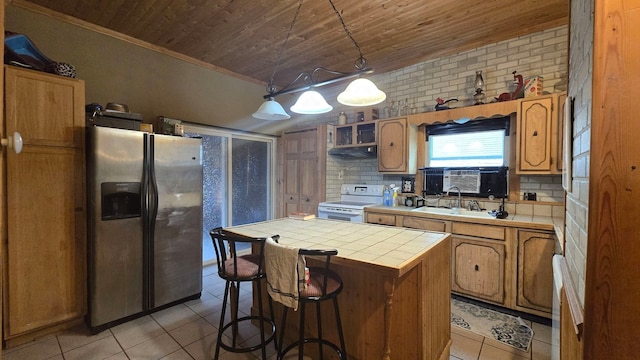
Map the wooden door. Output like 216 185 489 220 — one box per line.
451 235 505 304
297 130 319 214
4 67 85 338
281 127 324 216
378 118 407 172
283 134 300 215
517 230 554 313
517 97 553 173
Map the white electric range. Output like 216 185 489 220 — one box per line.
317 184 385 222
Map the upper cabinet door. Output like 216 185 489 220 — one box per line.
5 66 84 148
378 118 417 174
517 96 554 173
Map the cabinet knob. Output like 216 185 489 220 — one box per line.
1 132 23 154
532 130 538 136
474 264 479 271
389 142 394 147
305 198 310 202
290 196 294 200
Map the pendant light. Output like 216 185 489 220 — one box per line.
252 0 385 118
337 77 386 106
251 0 304 120
252 98 290 120
291 90 333 114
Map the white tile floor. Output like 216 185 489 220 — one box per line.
450 317 555 360
2 264 553 360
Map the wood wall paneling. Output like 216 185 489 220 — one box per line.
585 0 640 357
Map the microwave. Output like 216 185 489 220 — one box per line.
420 166 508 198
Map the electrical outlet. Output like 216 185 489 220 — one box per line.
338 170 343 180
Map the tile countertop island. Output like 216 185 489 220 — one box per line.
229 217 452 360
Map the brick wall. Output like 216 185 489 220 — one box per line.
324 26 568 212
565 0 593 306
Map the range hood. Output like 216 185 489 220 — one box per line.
328 145 377 158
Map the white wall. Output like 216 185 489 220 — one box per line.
566 0 593 306
4 4 290 135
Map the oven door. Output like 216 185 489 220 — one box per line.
317 206 364 222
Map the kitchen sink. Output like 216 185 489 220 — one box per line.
411 206 497 219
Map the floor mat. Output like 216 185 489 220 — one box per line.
451 297 533 351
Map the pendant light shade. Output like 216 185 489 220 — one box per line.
337 78 387 106
252 98 291 120
290 90 333 114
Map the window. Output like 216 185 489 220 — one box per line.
184 124 276 264
426 117 510 167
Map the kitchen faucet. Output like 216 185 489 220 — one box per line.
466 199 481 211
446 186 462 209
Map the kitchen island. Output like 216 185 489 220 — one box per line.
230 217 451 360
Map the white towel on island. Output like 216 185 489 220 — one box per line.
264 237 306 311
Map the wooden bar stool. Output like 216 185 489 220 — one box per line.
266 239 347 360
209 227 278 360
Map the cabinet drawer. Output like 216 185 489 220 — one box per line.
403 216 447 232
366 213 396 226
452 222 505 240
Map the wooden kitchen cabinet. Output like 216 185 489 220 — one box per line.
402 215 450 232
365 206 556 318
365 211 397 226
516 93 564 174
377 117 417 174
334 121 376 147
451 227 506 305
3 66 86 345
449 220 510 306
556 93 567 173
516 229 555 315
280 126 326 217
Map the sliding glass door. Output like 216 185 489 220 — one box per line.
184 124 276 263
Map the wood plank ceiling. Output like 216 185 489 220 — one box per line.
20 0 569 91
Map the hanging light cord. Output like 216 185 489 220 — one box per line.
260 0 375 99
328 0 367 70
267 0 304 94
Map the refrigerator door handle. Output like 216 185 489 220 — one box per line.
148 135 159 227
142 134 150 221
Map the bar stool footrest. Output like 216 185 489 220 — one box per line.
279 338 346 360
219 315 276 353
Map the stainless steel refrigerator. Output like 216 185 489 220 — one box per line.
87 125 203 333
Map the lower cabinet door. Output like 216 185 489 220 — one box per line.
517 230 555 313
451 235 505 304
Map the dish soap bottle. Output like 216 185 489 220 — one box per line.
383 186 392 206
391 185 399 207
